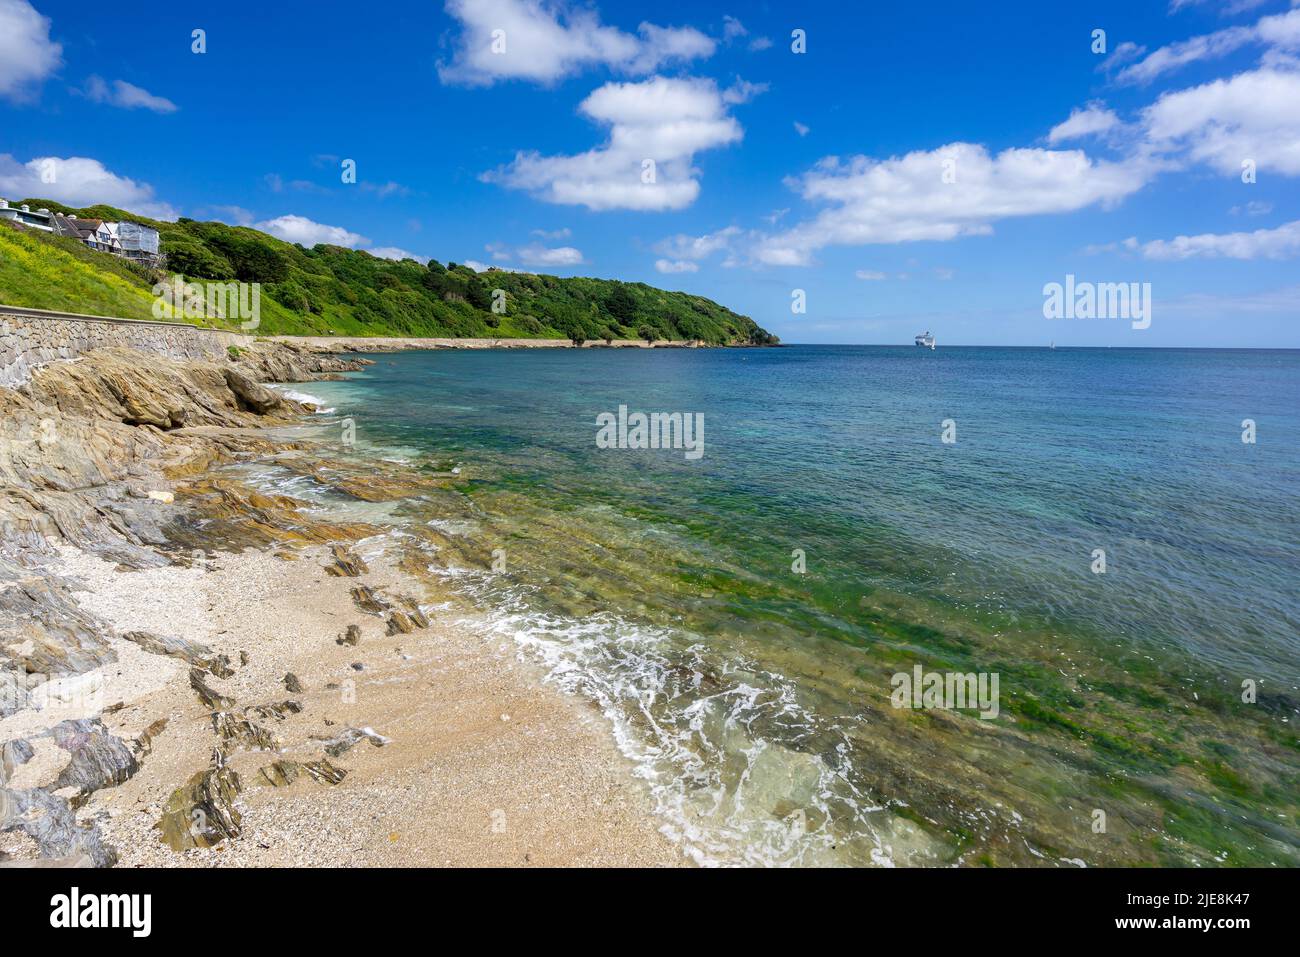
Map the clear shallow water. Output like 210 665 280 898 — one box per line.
259 346 1300 866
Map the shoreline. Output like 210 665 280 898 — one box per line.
270 334 775 352
0 341 685 868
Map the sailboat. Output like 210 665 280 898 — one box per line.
914 330 936 350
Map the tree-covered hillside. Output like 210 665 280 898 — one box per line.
1 200 778 345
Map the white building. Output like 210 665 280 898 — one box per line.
0 199 54 231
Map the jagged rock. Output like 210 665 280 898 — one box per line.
134 718 168 757
324 543 368 577
156 762 242 851
0 738 34 784
317 726 391 758
0 565 117 716
222 367 282 415
229 341 370 383
121 630 234 677
336 624 361 646
189 668 234 710
258 758 347 788
50 719 139 794
350 585 388 615
1 787 116 867
211 712 278 751
242 700 302 721
282 672 303 693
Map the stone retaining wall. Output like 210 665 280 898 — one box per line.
0 312 247 388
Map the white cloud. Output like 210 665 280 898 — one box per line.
1048 103 1120 143
1230 200 1273 216
748 36 773 52
855 269 887 280
82 75 178 113
1142 66 1300 175
721 77 768 104
255 214 368 248
1137 218 1300 259
1117 8 1300 84
1170 0 1269 13
0 154 177 219
516 242 584 265
482 76 743 211
531 226 571 239
794 121 810 137
369 246 430 263
437 0 715 86
654 225 742 261
754 142 1152 265
359 180 410 199
722 15 747 42
655 258 699 273
0 0 62 103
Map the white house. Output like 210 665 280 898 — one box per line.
0 199 54 231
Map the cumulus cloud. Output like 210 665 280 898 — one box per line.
1138 219 1300 259
0 154 176 219
82 75 178 113
1116 7 1300 84
654 258 699 273
0 0 62 103
516 242 584 265
752 142 1152 265
482 76 743 211
254 214 368 248
1048 103 1121 143
437 0 714 86
1141 66 1300 176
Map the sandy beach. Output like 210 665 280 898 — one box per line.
0 341 684 868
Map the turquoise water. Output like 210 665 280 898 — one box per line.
272 346 1300 866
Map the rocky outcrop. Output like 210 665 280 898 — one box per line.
229 340 370 383
156 759 243 851
0 339 400 866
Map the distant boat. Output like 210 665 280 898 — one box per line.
914 331 935 350
1050 341 1055 350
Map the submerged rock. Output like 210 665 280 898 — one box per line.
317 726 391 758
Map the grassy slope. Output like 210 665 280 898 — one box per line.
1 201 778 344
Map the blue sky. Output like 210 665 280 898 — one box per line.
1 0 1298 346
